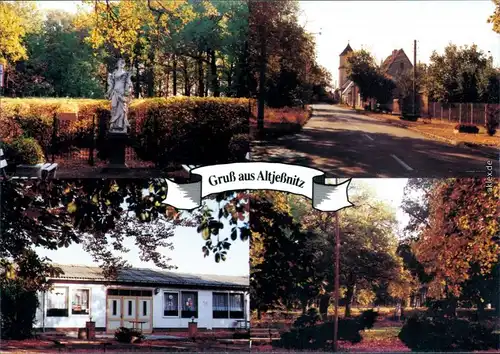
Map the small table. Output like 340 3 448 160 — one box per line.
128 320 147 332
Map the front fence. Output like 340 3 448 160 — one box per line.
424 102 499 126
49 112 147 168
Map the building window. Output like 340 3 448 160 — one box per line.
112 300 118 316
142 301 148 316
72 289 90 315
128 300 133 316
47 287 69 317
400 62 404 71
181 292 198 318
164 292 179 317
213 293 229 319
229 293 244 319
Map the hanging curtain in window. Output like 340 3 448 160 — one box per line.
229 294 243 311
213 294 228 311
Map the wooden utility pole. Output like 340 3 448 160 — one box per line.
333 177 341 352
413 40 417 116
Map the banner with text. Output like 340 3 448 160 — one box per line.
165 162 353 211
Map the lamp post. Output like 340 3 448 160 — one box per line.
333 177 341 352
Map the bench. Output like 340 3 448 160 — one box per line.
10 163 58 180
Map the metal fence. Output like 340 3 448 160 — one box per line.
49 112 145 167
424 102 499 126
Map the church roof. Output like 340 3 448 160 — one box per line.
340 43 353 56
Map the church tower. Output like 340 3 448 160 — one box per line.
338 43 353 89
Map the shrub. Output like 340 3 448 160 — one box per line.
0 280 39 340
400 113 419 121
278 309 377 350
485 105 499 136
114 327 145 343
228 133 250 162
399 313 499 351
454 124 479 134
4 137 45 165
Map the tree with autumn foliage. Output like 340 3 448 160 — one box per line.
412 178 499 314
488 0 500 33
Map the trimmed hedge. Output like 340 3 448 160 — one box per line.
399 314 499 351
0 97 250 166
454 124 479 134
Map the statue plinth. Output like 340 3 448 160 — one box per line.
102 132 129 173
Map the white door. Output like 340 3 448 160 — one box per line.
122 297 137 329
137 298 152 332
107 297 122 331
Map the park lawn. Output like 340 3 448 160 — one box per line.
365 111 500 147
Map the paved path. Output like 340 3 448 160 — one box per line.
252 104 499 178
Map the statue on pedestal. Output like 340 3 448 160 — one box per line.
106 58 133 133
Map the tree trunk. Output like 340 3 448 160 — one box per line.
197 54 204 97
257 27 267 134
204 51 210 97
182 58 190 96
209 49 220 97
147 48 155 97
319 294 331 321
301 299 307 315
172 53 177 96
227 60 234 96
345 284 355 318
134 58 140 98
236 40 249 98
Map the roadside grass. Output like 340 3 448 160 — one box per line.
363 110 500 147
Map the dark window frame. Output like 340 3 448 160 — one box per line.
163 291 180 317
213 292 229 319
71 288 90 315
181 291 198 319
46 287 69 317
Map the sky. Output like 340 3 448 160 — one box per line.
298 1 500 88
36 199 251 277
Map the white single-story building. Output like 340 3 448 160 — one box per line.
34 264 250 334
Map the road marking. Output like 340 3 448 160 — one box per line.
364 134 374 141
390 154 414 171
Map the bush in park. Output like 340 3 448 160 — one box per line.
454 124 480 134
3 137 46 165
0 280 40 340
485 105 500 136
399 313 499 351
279 309 378 350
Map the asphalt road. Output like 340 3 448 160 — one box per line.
251 104 499 178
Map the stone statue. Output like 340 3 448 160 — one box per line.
106 58 133 133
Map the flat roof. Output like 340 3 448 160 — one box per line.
49 264 249 290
